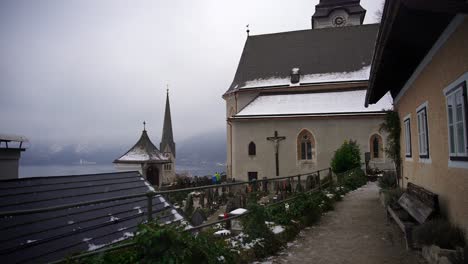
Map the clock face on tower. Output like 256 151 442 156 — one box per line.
333 16 346 26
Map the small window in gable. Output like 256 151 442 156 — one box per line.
248 142 256 156
445 81 468 160
417 104 430 158
297 130 314 161
404 117 412 157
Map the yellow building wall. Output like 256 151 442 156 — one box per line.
397 18 468 232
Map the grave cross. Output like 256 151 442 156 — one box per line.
267 130 286 176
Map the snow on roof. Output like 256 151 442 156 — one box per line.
114 130 169 164
236 90 393 117
240 66 371 89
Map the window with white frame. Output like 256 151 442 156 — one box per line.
404 117 412 157
417 104 429 158
445 81 467 159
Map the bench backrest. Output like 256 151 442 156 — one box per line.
406 183 439 211
398 183 439 224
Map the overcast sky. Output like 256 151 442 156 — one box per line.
0 0 384 150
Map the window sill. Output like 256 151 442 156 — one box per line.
418 157 432 164
448 159 468 169
298 160 315 165
405 157 413 162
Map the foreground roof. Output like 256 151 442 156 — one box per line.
0 171 185 264
226 23 379 94
114 129 169 164
235 89 392 118
366 0 467 106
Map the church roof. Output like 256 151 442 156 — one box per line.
225 23 379 95
0 171 185 263
114 129 169 164
234 89 392 118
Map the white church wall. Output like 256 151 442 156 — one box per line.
230 116 391 181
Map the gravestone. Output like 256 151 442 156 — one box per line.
191 208 207 226
306 175 313 190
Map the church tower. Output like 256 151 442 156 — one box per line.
160 89 176 182
311 0 366 29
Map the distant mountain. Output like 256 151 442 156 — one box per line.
177 129 226 166
20 129 227 167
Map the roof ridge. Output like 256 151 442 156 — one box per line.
248 23 380 38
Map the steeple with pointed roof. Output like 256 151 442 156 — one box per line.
160 89 176 157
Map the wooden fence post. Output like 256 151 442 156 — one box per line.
147 193 153 222
317 171 321 190
297 175 302 192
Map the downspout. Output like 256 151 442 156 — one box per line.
228 120 233 180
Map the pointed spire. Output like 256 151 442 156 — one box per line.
160 87 176 157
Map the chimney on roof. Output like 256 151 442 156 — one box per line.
291 68 301 84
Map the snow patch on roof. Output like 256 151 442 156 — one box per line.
236 90 393 116
240 66 371 89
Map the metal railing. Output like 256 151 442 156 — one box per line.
2 168 336 263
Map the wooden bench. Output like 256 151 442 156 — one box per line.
387 183 439 249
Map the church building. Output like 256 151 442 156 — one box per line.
224 0 393 181
114 90 176 186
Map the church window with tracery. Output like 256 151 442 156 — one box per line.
297 130 314 160
370 134 383 159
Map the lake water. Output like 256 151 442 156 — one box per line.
19 164 224 178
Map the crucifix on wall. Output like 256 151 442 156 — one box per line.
267 130 286 176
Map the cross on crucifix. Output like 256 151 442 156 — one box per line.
267 130 286 176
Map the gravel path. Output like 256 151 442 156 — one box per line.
260 182 425 264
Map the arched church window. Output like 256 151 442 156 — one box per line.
370 134 383 159
248 142 256 156
297 130 314 160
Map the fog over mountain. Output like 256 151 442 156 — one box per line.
1 0 384 155
20 129 227 167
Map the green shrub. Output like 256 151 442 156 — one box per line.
289 193 322 226
378 171 397 189
242 203 272 241
310 191 334 212
341 168 367 190
242 203 280 259
413 219 466 249
82 224 235 264
331 140 361 173
75 247 138 264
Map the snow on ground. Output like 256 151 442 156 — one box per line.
271 225 285 234
229 208 247 215
214 229 231 236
